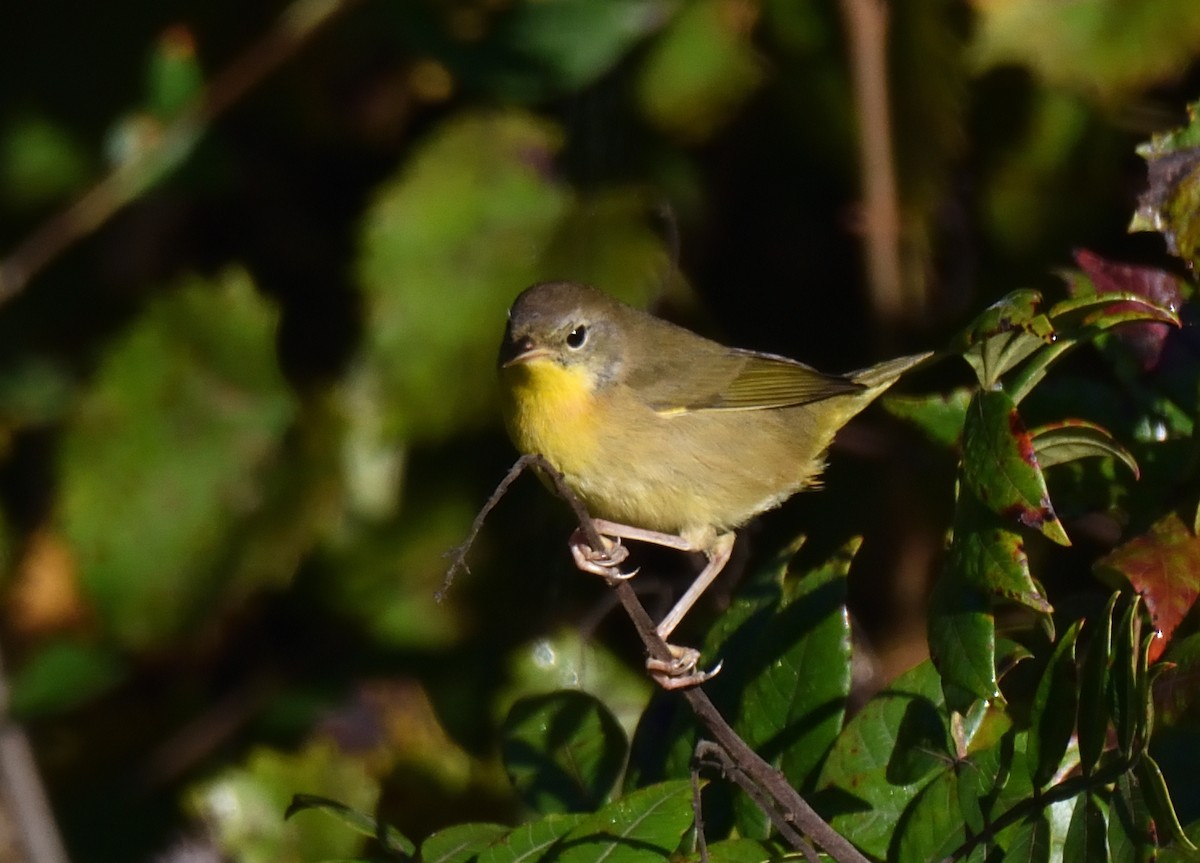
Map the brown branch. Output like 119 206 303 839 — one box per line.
0 0 360 307
839 0 904 332
447 456 871 863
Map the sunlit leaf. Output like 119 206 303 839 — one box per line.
188 741 379 863
421 823 509 863
636 0 764 142
1137 755 1196 851
1031 419 1139 478
818 661 946 859
476 813 586 863
501 690 628 813
953 290 1054 389
971 1 1200 102
285 794 414 856
557 780 695 863
962 389 1069 546
1133 98 1200 272
736 538 855 793
1095 511 1200 662
1027 622 1079 789
949 488 1052 614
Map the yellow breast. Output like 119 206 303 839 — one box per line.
499 359 603 478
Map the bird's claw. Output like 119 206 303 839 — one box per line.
569 529 635 579
646 644 723 690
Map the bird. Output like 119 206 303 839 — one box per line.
497 280 931 688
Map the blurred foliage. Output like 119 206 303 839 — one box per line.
2 0 1200 861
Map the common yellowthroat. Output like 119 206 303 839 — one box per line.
498 281 931 687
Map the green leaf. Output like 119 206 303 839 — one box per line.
697 838 779 863
1064 792 1109 863
888 696 952 786
1109 772 1156 863
1028 622 1080 789
1078 594 1117 776
496 0 671 99
1136 755 1196 851
963 389 1069 546
285 794 415 857
421 824 510 863
818 661 947 860
476 814 586 863
355 110 570 442
882 387 972 449
1109 598 1143 759
187 741 379 863
557 780 695 863
501 690 628 814
1133 98 1200 272
953 289 1054 389
636 0 764 142
928 573 999 710
735 538 856 791
1001 813 1052 863
1031 419 1140 478
7 640 126 718
0 113 92 208
893 769 966 863
949 487 1052 614
58 269 299 649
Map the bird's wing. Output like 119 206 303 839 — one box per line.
635 347 864 414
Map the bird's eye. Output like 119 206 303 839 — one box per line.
566 325 588 349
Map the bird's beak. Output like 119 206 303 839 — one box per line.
498 334 550 368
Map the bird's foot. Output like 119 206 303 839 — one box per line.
569 529 636 580
646 644 723 690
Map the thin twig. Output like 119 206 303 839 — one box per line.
839 0 905 332
0 0 360 306
689 758 710 863
447 457 872 863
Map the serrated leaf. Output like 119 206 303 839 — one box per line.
817 661 946 859
1078 595 1117 776
963 389 1069 546
501 690 628 814
1031 419 1140 478
1000 813 1051 863
557 780 695 863
1064 792 1108 863
893 769 966 863
954 290 1054 389
285 794 414 856
421 824 510 863
735 538 855 795
476 814 586 863
1028 622 1080 789
1095 511 1200 663
928 573 999 710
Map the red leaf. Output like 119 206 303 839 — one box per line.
1096 512 1200 662
1072 249 1183 372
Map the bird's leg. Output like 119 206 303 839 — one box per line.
569 519 736 689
